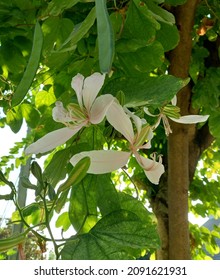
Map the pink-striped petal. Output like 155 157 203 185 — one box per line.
82 72 105 112
71 73 84 109
89 94 115 124
70 150 130 174
135 154 164 185
106 101 135 143
25 127 80 155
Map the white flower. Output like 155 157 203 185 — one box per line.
144 97 209 136
70 101 164 184
25 72 114 155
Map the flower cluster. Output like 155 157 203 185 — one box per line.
25 73 209 185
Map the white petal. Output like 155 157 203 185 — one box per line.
135 154 164 185
89 94 115 124
124 107 143 135
70 150 130 174
82 72 105 112
143 107 158 117
139 127 154 149
52 101 72 123
71 73 84 109
106 101 135 143
25 127 79 155
169 114 209 124
171 95 177 106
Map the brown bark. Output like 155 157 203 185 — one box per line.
150 0 217 260
167 0 199 260
150 172 169 260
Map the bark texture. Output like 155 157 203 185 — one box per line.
150 0 216 260
167 0 199 260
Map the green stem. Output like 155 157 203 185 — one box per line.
122 167 139 198
40 192 60 259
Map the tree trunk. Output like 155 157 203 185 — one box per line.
150 0 216 260
167 0 199 260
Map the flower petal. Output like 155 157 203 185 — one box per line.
135 154 164 184
89 94 115 124
143 107 158 117
52 101 72 123
106 101 135 143
124 107 144 135
169 114 209 124
71 73 84 109
25 127 80 155
139 126 154 149
70 150 130 174
171 95 177 106
82 72 105 112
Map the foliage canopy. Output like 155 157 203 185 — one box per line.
0 0 220 260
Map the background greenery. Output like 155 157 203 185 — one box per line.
0 0 220 260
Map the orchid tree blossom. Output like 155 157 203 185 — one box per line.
70 101 165 184
25 72 115 155
144 97 209 136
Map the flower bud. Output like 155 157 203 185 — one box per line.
135 125 152 148
162 104 181 119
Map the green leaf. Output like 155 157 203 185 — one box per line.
118 192 155 225
208 111 220 144
145 0 175 24
43 148 72 187
57 157 90 194
96 174 120 216
104 75 190 107
25 207 44 226
20 176 37 190
44 0 80 16
31 161 43 185
192 67 220 142
61 210 159 260
48 184 56 200
194 203 207 217
124 0 159 42
205 242 220 256
22 203 40 217
193 68 220 110
55 212 71 232
69 175 98 233
20 103 40 128
0 40 26 74
55 189 69 214
11 22 43 107
6 106 23 133
95 0 114 73
0 170 12 186
56 7 96 53
164 0 187 6
35 90 56 108
42 18 74 55
156 22 179 51
189 46 209 83
117 41 164 75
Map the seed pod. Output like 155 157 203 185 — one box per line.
95 0 114 73
0 232 26 253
